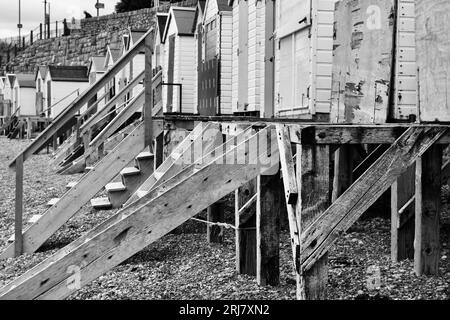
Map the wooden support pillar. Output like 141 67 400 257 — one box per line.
414 144 442 276
332 145 353 202
256 172 281 286
143 31 154 148
14 154 23 257
391 164 415 262
207 201 225 243
207 133 226 244
298 144 331 299
235 180 257 276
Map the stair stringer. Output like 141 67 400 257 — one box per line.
0 121 163 260
0 126 279 299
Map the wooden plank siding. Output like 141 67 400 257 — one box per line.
415 0 450 121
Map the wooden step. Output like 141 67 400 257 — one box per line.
90 197 112 210
120 167 140 176
136 151 154 161
28 214 42 224
105 182 127 192
46 198 60 207
66 181 78 189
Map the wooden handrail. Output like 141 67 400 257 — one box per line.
88 90 144 151
80 70 145 135
87 70 162 152
79 90 109 122
8 27 153 169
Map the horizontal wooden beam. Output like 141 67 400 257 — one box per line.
296 126 450 145
300 127 447 271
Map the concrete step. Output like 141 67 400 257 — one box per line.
105 182 127 193
85 166 94 173
90 197 112 210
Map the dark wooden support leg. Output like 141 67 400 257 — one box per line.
154 131 164 170
415 144 442 276
299 144 331 299
256 172 281 286
391 164 415 262
207 201 225 243
235 180 257 276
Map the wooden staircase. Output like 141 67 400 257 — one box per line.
0 125 277 299
0 121 163 260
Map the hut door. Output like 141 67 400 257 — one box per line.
166 35 175 112
198 58 219 116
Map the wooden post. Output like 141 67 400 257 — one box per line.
298 144 331 299
40 23 42 40
207 201 225 243
256 172 281 286
14 154 24 257
26 118 32 139
235 180 257 276
30 30 33 45
143 31 154 148
391 164 415 262
414 144 442 276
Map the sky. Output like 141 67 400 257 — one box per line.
0 0 119 39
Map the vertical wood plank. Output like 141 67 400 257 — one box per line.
298 144 331 299
154 131 164 170
14 153 24 257
144 31 154 147
391 164 415 262
414 144 442 275
256 172 281 286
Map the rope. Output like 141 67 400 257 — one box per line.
190 218 256 231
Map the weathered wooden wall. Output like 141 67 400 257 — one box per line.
415 0 450 122
330 0 395 123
